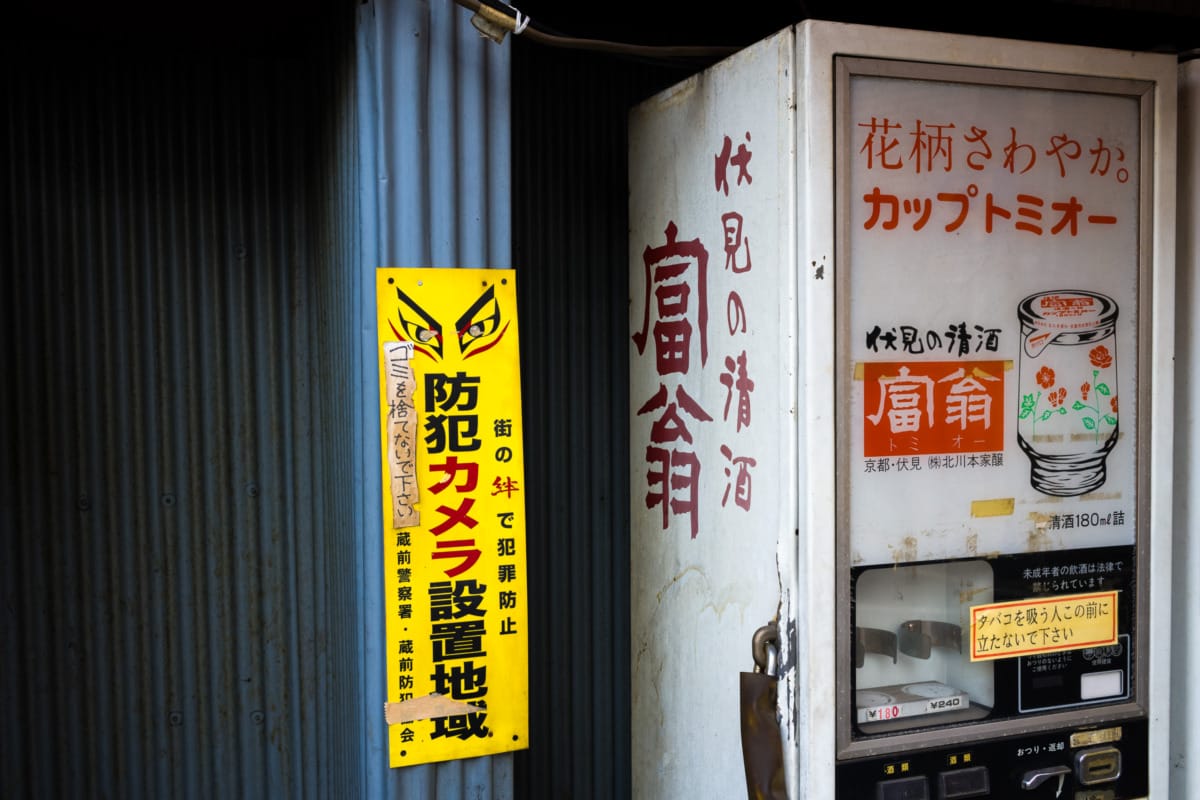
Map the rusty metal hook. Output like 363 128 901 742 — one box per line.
751 622 779 675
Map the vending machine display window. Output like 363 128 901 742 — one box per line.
853 561 995 734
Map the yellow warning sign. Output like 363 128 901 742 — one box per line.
376 268 529 766
969 591 1118 661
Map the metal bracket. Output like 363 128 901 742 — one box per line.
898 619 963 659
855 626 898 668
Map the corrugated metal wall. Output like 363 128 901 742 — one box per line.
1 0 512 797
509 41 698 800
0 11 364 798
354 0 514 797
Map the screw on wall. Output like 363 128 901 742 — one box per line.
246 482 259 498
161 493 176 507
168 711 183 727
251 710 265 725
77 495 91 512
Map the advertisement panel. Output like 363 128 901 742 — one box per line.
835 55 1163 798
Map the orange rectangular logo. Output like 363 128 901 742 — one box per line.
863 361 1005 457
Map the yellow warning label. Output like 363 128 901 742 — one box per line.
969 591 1118 661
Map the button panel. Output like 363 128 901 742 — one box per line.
938 766 990 799
835 718 1148 799
877 775 930 800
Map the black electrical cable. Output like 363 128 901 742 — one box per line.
451 0 741 59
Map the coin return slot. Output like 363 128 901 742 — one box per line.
1075 746 1121 785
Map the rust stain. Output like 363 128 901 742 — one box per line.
1024 511 1055 551
965 533 978 556
891 536 918 564
1026 526 1053 551
959 586 990 604
656 566 704 604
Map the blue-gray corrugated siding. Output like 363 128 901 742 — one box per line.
354 0 513 797
509 39 696 800
1 49 347 800
1 0 511 797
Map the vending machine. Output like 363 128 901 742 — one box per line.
628 21 1176 800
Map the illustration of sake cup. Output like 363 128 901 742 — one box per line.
1016 290 1118 497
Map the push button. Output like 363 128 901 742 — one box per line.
876 775 929 800
937 765 989 798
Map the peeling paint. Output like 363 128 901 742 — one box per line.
1026 525 1055 551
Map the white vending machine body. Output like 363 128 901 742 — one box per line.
1171 58 1200 800
628 27 799 800
629 20 1175 800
